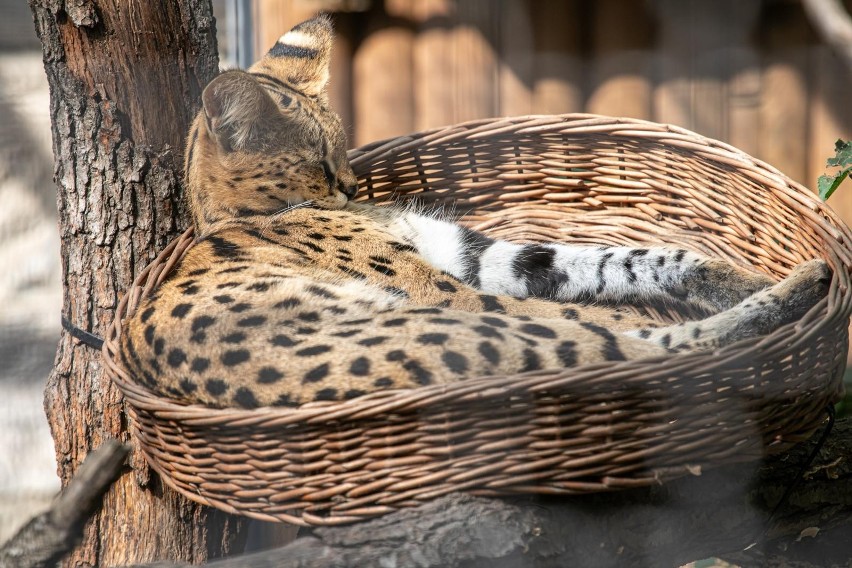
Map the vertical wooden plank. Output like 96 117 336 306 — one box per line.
758 1 811 186
353 17 414 145
413 0 456 129
650 0 760 143
453 0 499 122
530 0 584 114
587 0 653 119
498 0 533 117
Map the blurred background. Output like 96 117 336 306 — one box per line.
1 0 850 549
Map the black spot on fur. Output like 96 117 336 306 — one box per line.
349 357 371 376
339 266 366 279
596 251 614 294
307 285 338 299
512 244 556 280
257 367 284 384
407 307 443 315
521 349 541 372
247 282 270 292
296 344 332 357
383 318 408 327
206 236 244 259
271 334 298 347
334 235 352 242
519 323 557 338
556 341 578 366
562 308 578 320
391 241 417 252
370 263 396 277
167 348 187 368
417 333 449 345
222 349 250 366
191 357 210 373
140 306 155 323
692 327 702 339
580 321 626 361
205 378 227 396
273 393 295 407
374 377 393 388
233 387 259 409
436 280 458 293
429 317 462 325
238 315 267 327
359 336 389 346
344 389 366 400
214 295 234 304
386 350 407 362
179 378 197 393
275 298 301 309
222 332 246 344
478 341 500 365
299 240 325 253
314 388 338 401
660 334 672 348
638 329 651 339
298 311 320 322
442 351 468 373
307 232 325 240
480 316 508 328
144 325 155 346
480 295 505 312
331 329 360 338
192 315 216 333
303 363 330 383
674 249 687 262
473 325 504 340
404 360 433 385
153 338 165 356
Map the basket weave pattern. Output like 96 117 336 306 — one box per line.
103 114 851 526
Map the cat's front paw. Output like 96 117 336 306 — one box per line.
768 259 831 323
682 260 776 312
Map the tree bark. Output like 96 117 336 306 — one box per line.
29 1 248 565
126 418 852 568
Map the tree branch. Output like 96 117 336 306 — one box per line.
802 0 852 71
0 440 129 568
121 417 852 568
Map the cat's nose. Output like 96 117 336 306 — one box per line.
339 181 358 199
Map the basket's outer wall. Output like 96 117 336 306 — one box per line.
103 115 852 526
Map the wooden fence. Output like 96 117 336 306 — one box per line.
243 0 851 223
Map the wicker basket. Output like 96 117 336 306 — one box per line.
103 114 851 526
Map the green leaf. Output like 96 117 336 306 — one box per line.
819 169 850 201
818 139 852 201
826 139 852 168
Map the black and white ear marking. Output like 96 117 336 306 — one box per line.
249 15 334 99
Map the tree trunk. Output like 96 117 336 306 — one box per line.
29 0 248 565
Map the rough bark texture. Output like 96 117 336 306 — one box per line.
124 418 852 568
29 1 248 565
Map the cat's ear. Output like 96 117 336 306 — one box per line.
249 15 334 100
201 71 284 152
